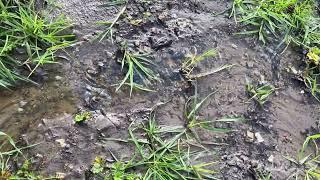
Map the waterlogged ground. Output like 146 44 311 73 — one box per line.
1 0 320 179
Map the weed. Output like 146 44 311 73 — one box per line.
285 134 320 179
115 43 158 97
74 112 92 123
246 82 275 106
307 47 320 65
0 0 74 89
181 49 216 79
181 48 234 80
303 47 320 101
96 6 126 43
91 156 105 174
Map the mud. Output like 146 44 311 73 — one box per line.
1 0 319 179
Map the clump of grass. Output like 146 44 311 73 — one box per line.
115 43 159 97
181 48 234 81
0 0 74 89
181 49 216 79
246 82 275 106
95 117 217 179
185 88 244 142
284 134 320 179
230 0 320 47
256 170 272 180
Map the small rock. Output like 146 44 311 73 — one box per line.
56 172 66 179
246 61 254 68
55 139 67 148
246 131 254 142
291 67 298 74
231 44 238 49
65 163 74 170
55 76 63 81
35 153 43 158
255 132 264 143
268 155 274 163
250 160 259 167
19 101 27 107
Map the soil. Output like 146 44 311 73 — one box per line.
1 0 319 179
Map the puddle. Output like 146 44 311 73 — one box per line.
0 80 77 139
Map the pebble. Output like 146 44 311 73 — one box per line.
56 172 66 179
246 131 254 142
246 61 254 68
55 139 67 148
268 155 274 163
255 132 264 143
19 101 27 107
55 76 63 81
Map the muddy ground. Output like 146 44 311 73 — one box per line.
1 0 319 179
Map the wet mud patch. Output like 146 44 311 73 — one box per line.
1 0 320 179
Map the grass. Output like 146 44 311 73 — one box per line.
181 49 216 80
284 134 320 179
230 0 320 101
246 81 275 106
181 48 234 80
95 116 218 179
230 0 320 47
101 0 128 7
0 0 74 89
0 131 51 179
256 170 272 180
115 43 159 97
185 89 243 134
96 6 127 43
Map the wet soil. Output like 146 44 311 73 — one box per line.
1 0 320 179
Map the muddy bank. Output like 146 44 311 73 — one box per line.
1 0 319 179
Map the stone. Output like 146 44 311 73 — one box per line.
246 131 254 142
55 76 63 81
231 44 238 49
246 61 254 68
55 139 67 148
19 101 27 107
268 155 274 163
255 132 264 143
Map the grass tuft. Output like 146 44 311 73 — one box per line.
246 82 275 106
115 43 159 97
0 0 74 89
284 134 320 179
95 117 218 179
230 0 320 47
